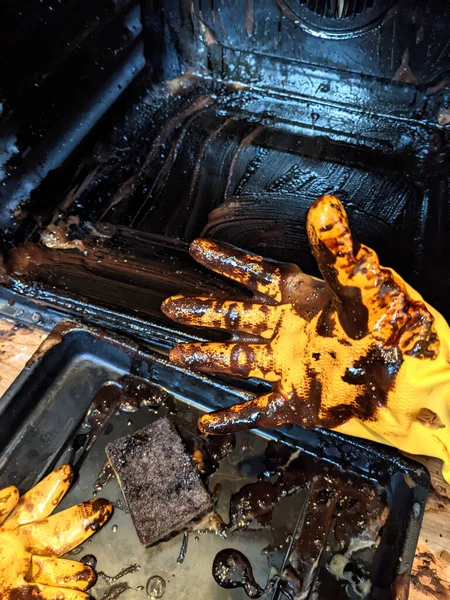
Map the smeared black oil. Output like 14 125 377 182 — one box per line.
95 459 115 491
80 554 97 569
213 549 263 598
176 531 189 564
119 376 171 411
98 582 130 600
81 384 124 453
322 346 403 427
226 441 387 597
6 226 244 338
97 564 141 584
311 239 369 341
80 375 176 472
229 480 278 530
179 427 236 476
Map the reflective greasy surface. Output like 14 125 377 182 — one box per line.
60 385 388 600
0 330 428 599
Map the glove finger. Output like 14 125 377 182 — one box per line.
306 195 373 340
21 498 112 557
170 342 279 381
198 391 307 433
306 195 438 355
3 465 73 530
8 583 89 600
190 238 295 302
161 295 282 338
31 555 96 591
0 485 19 525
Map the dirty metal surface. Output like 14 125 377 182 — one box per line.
0 327 429 599
4 73 449 325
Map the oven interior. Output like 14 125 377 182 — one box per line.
0 1 448 598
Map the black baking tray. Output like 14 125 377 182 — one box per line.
0 325 429 600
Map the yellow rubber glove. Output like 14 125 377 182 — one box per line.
162 195 450 482
0 465 112 599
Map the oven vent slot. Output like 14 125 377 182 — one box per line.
300 0 375 19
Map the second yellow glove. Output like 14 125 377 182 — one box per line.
0 465 112 600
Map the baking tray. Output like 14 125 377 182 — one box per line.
0 325 429 599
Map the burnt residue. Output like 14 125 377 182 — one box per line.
322 346 403 428
178 428 236 477
204 432 236 463
103 95 213 219
393 49 419 86
81 384 124 454
95 460 115 491
98 582 130 600
229 480 278 530
119 376 172 411
212 549 263 598
81 554 98 569
391 571 411 600
79 375 175 460
244 0 254 37
24 319 78 367
226 441 388 598
411 552 448 600
97 564 141 584
6 229 246 342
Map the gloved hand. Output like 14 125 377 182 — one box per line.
162 195 450 482
0 465 112 599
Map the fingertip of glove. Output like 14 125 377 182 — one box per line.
7 485 20 500
91 497 113 515
307 195 348 233
0 485 19 518
54 464 74 485
309 194 343 213
198 413 221 434
85 498 113 530
169 345 188 366
80 563 97 589
189 238 220 264
189 238 208 256
197 414 209 433
160 295 182 317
